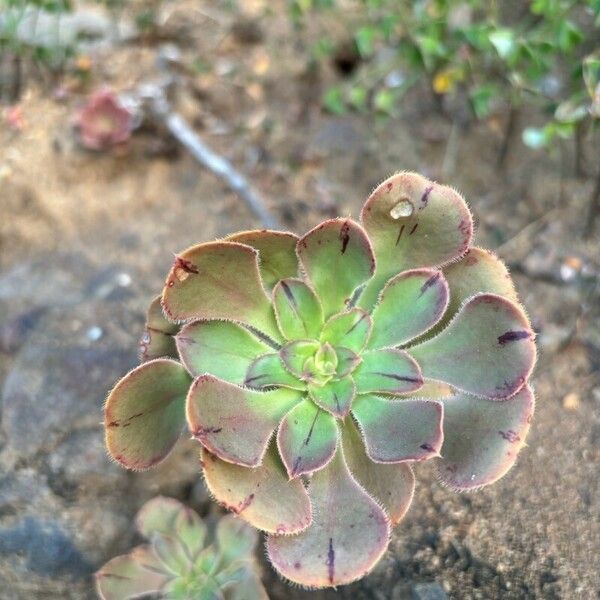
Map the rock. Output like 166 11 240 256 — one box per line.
411 582 448 600
0 516 90 577
1 301 137 458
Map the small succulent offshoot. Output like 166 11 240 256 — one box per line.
105 172 537 588
95 496 267 600
76 88 133 151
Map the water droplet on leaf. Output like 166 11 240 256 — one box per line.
390 199 414 219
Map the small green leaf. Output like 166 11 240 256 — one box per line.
202 445 312 534
297 218 375 318
280 340 320 381
186 375 302 466
308 376 355 417
320 308 372 352
323 86 346 115
215 515 258 564
267 447 390 587
353 349 423 395
355 25 377 57
368 268 449 348
277 400 338 478
334 346 362 377
489 29 515 59
105 359 191 470
437 385 534 490
177 320 268 384
273 278 323 340
244 353 306 390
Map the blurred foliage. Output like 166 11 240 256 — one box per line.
291 0 599 149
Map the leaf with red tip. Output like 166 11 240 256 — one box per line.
162 241 280 340
186 375 302 466
267 447 390 588
308 376 355 418
409 294 536 399
353 349 423 395
244 353 306 390
273 278 323 340
341 419 415 526
368 269 449 348
95 546 170 600
320 308 372 353
105 359 191 470
227 230 299 290
202 446 312 534
433 247 518 334
297 218 375 318
140 296 179 362
359 172 472 309
437 385 535 490
177 320 268 384
277 400 338 478
352 395 443 463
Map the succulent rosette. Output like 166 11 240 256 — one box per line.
96 496 267 599
105 172 537 588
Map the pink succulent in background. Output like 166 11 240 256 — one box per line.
76 89 132 151
104 172 537 588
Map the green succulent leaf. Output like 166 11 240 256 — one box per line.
297 218 375 318
227 571 269 600
353 348 423 395
359 172 472 310
436 247 517 329
173 506 208 558
280 340 320 381
215 515 258 565
409 294 536 399
152 533 189 575
320 308 372 352
267 447 390 587
273 278 324 340
334 346 362 377
244 353 306 390
105 359 191 470
227 229 299 290
368 268 449 348
437 385 534 490
277 399 338 478
202 446 312 534
161 241 280 341
140 295 179 362
95 546 170 600
352 395 443 462
136 496 206 550
308 376 356 418
186 375 302 466
341 419 415 526
177 320 268 384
